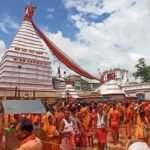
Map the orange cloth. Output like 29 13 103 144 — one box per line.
3 115 9 127
10 114 16 124
54 112 64 129
18 134 42 150
81 110 93 138
80 107 88 117
109 110 120 128
26 114 32 120
32 115 40 126
109 109 120 134
80 107 90 130
83 114 91 130
125 108 132 137
77 116 87 148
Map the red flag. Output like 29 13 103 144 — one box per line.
107 73 115 80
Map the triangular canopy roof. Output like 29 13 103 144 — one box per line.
2 100 46 114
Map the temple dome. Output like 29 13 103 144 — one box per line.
95 80 125 95
62 84 79 98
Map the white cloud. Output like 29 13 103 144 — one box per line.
0 40 5 50
130 53 150 65
46 8 55 19
46 14 53 19
41 0 150 80
0 40 6 61
47 8 55 13
0 15 19 34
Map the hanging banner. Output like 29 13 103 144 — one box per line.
32 20 99 81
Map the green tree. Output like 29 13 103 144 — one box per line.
133 58 150 82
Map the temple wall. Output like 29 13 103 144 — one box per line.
122 83 150 100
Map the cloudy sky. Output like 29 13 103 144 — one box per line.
0 0 150 80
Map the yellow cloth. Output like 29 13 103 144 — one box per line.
135 114 144 139
42 114 60 150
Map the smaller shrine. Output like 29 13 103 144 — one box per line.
95 80 125 101
62 84 79 99
96 68 128 101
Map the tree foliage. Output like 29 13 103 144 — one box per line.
133 58 150 82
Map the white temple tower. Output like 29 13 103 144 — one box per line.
0 4 53 91
62 84 79 99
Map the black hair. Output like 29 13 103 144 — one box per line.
138 100 142 105
139 109 145 120
63 107 70 112
125 102 129 108
112 102 117 107
70 107 76 113
20 119 33 133
77 104 81 112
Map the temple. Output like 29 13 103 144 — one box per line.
0 4 53 91
2 4 150 101
0 3 97 100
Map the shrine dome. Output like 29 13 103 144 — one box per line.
95 80 125 95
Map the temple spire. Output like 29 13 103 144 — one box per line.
0 3 53 91
24 3 37 22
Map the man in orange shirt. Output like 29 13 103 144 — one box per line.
109 103 120 144
124 102 133 139
15 119 42 150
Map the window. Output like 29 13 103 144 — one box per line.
15 47 20 51
36 51 43 55
22 49 27 52
29 50 35 54
14 58 17 61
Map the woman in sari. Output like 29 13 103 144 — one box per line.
42 113 60 150
144 105 150 143
135 110 145 139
